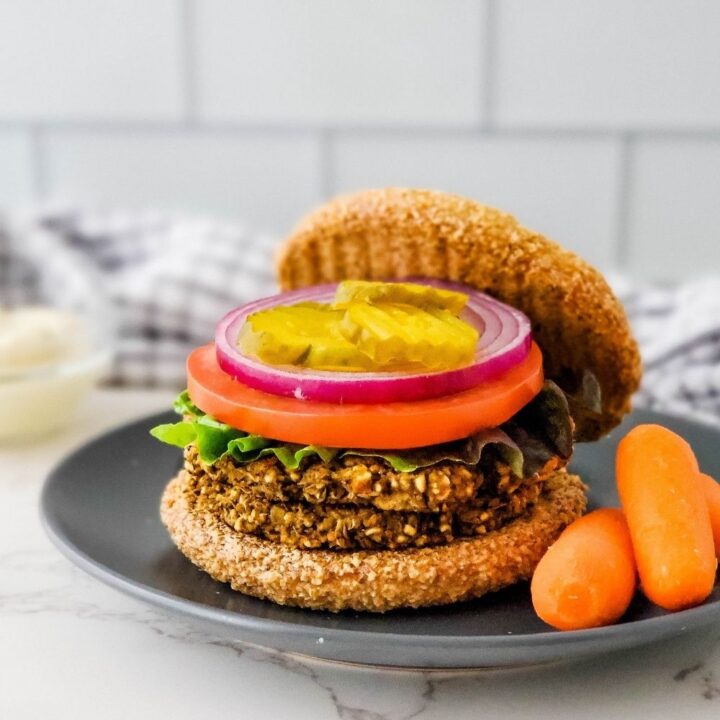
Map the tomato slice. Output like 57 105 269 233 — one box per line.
187 342 544 449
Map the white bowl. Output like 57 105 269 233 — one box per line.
0 348 111 442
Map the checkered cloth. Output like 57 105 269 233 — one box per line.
1 209 719 427
611 275 720 427
0 208 277 385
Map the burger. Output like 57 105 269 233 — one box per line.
153 188 641 612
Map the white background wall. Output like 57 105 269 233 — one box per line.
0 0 719 280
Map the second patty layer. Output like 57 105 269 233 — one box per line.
184 445 551 550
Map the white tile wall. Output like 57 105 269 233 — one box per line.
628 140 720 280
495 0 720 129
0 0 183 121
332 134 620 269
195 0 484 126
0 0 719 279
44 131 323 233
0 131 35 205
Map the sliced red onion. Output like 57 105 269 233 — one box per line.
215 280 532 404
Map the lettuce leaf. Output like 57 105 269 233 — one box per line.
502 381 573 476
150 415 339 469
556 369 605 442
173 390 202 417
151 384 574 477
335 427 523 475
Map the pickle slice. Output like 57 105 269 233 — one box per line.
238 281 480 373
238 305 373 371
339 302 478 370
334 280 468 316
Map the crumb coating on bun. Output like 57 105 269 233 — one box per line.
161 470 586 612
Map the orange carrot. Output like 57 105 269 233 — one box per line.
531 508 637 630
700 473 720 558
616 424 716 611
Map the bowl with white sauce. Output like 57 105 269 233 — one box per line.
0 306 112 441
0 214 115 442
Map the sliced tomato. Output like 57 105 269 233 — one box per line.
187 342 544 449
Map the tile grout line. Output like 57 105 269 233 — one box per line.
3 119 720 139
30 125 48 202
482 0 497 131
179 0 198 125
615 132 636 269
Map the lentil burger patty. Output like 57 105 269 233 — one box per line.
184 444 567 513
184 445 554 550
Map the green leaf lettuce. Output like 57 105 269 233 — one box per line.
151 384 575 477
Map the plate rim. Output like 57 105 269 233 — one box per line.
40 408 720 654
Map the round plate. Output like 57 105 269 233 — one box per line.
41 409 720 669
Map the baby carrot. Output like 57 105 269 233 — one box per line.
616 424 716 611
531 508 637 631
699 473 720 558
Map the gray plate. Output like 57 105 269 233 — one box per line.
41 409 720 669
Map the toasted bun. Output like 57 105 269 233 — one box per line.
161 469 586 613
276 188 641 439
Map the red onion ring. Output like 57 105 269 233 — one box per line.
215 280 532 404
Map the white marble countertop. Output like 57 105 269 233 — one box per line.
2 388 720 719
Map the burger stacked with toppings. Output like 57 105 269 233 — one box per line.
153 188 641 612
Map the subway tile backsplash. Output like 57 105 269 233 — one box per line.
628 139 720 279
0 0 184 121
0 0 718 280
0 130 35 205
494 0 720 129
195 0 485 126
44 130 323 234
332 134 621 270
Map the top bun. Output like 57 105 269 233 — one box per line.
276 188 641 440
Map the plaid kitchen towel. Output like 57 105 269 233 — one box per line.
612 275 720 427
0 208 277 386
1 208 719 427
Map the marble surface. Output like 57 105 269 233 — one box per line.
2 388 720 719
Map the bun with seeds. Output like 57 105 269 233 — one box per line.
162 470 586 613
153 188 641 612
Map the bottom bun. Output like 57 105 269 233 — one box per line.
161 470 587 613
